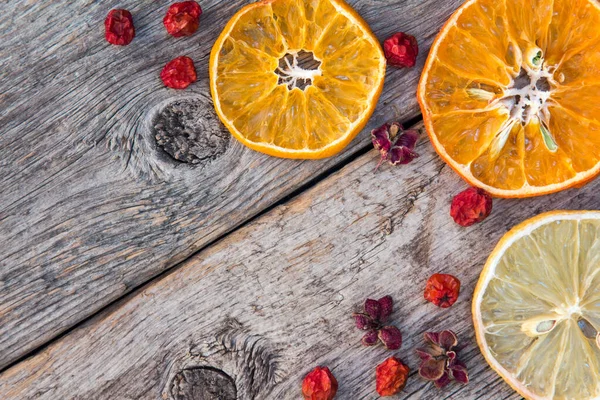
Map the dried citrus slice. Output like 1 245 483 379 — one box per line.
209 0 386 159
418 0 600 197
473 211 600 399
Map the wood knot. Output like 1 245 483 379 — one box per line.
153 98 230 165
163 319 281 399
171 367 236 400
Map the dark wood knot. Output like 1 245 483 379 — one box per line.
153 98 230 165
171 367 236 400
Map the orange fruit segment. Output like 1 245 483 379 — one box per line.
473 211 600 400
210 0 386 159
419 0 600 197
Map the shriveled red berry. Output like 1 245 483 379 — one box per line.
383 32 418 68
302 366 338 400
376 357 410 396
160 56 197 89
424 273 461 308
450 187 493 227
163 1 202 37
105 9 135 46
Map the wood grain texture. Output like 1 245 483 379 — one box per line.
0 0 463 370
4 120 599 399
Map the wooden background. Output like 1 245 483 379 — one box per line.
0 0 593 399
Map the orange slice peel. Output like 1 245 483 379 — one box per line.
419 0 600 197
210 0 386 159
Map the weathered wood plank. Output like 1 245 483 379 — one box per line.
0 0 463 369
4 120 598 399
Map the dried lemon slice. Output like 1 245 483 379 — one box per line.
474 211 600 399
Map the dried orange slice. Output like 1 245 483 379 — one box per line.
473 211 600 399
418 0 600 197
209 0 386 159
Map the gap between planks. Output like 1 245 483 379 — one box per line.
0 115 423 375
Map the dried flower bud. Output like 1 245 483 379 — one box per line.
417 330 468 388
389 129 419 165
105 9 135 46
424 274 461 308
378 295 393 322
371 123 394 155
364 298 382 320
371 123 419 169
163 1 202 37
302 366 338 400
362 330 379 346
378 326 402 350
376 357 410 396
353 314 375 330
383 32 419 68
450 187 493 227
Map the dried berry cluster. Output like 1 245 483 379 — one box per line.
417 331 469 387
352 296 402 350
104 2 201 89
371 122 420 169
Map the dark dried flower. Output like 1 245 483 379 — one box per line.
371 122 419 170
353 296 402 350
417 330 469 388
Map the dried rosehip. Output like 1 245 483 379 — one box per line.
424 273 461 308
353 296 402 350
417 330 469 388
161 56 197 89
376 357 410 396
450 187 493 227
163 1 202 37
371 122 419 169
105 9 135 46
302 366 338 400
383 32 419 68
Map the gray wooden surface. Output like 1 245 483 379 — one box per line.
0 0 462 371
3 0 589 399
4 119 599 399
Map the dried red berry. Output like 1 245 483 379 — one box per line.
302 366 338 400
417 330 469 388
424 273 461 308
450 187 493 227
105 9 135 46
376 357 410 396
163 1 202 37
160 56 197 89
383 32 419 68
